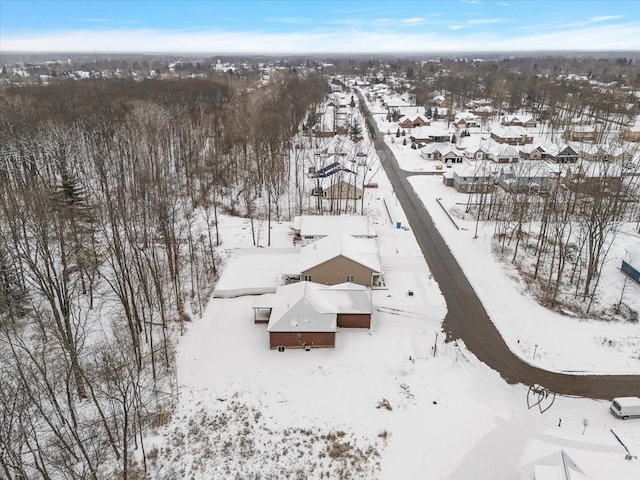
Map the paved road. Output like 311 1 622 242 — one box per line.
359 94 640 400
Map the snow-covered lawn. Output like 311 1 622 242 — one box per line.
409 174 640 375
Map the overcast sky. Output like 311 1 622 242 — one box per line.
2 0 639 54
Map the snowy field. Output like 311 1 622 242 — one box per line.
159 100 640 479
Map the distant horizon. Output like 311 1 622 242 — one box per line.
2 0 640 54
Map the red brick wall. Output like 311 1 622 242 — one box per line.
337 314 371 328
269 331 335 349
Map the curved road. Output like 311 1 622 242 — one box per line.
358 94 640 400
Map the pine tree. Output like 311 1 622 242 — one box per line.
0 244 27 318
349 122 363 143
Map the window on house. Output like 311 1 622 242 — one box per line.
303 275 312 282
297 333 302 339
346 275 355 282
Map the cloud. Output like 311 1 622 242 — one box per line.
71 18 111 23
2 21 640 54
498 2 510 6
467 18 505 25
401 17 425 25
264 17 312 25
590 15 624 22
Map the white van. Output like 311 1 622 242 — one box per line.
610 397 640 419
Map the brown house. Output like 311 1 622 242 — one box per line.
622 128 640 142
519 145 545 160
567 125 598 142
292 234 383 287
322 180 362 200
490 125 534 145
501 114 536 128
255 281 373 349
398 115 430 128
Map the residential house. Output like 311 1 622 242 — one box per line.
622 125 640 142
579 144 632 163
463 144 488 161
431 93 451 108
284 234 383 288
322 180 362 200
410 126 453 143
563 161 626 195
398 114 430 128
545 144 579 164
466 98 492 109
432 107 449 120
213 220 384 298
382 96 410 110
420 144 465 164
483 142 520 163
519 144 546 161
454 111 481 128
501 114 537 128
255 281 373 349
567 125 598 142
490 125 534 145
498 160 554 192
445 162 496 193
473 105 495 117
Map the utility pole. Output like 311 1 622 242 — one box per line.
433 332 438 357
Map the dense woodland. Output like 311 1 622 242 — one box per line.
0 73 326 479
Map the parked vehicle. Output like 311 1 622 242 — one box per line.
610 397 640 419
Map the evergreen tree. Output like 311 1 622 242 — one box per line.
349 122 363 143
0 245 27 318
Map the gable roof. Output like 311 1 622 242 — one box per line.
503 113 535 124
266 282 337 332
491 124 532 138
453 162 495 179
520 450 593 480
295 234 381 273
265 281 372 332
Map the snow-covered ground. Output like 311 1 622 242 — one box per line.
371 104 640 375
159 98 640 479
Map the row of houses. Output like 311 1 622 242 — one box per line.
373 82 640 144
442 159 635 194
419 141 580 165
397 111 537 132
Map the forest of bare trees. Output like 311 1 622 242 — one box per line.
0 72 326 479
